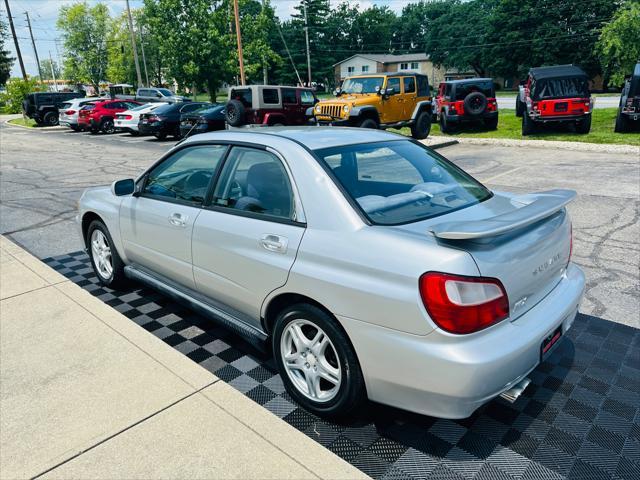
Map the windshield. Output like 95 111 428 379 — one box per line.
158 88 174 96
314 141 492 225
341 77 384 94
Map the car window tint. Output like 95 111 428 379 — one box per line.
262 88 279 104
386 77 401 93
403 77 416 94
60 102 72 110
315 141 491 225
417 75 430 96
213 147 293 220
300 90 315 105
282 88 297 104
454 81 494 100
231 89 252 108
143 145 227 204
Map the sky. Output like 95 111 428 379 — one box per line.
1 0 406 79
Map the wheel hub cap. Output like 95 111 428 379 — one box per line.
91 230 113 280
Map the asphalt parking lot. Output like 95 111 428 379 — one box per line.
2 117 640 480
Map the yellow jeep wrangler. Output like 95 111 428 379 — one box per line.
308 73 433 139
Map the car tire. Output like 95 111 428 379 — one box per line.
576 115 591 134
69 125 80 132
522 113 536 136
90 127 99 134
614 112 629 133
101 118 115 134
225 99 246 127
358 118 378 129
410 111 432 139
440 113 453 134
154 131 167 140
86 220 127 289
515 97 524 117
43 111 59 126
463 92 487 117
273 303 366 419
129 130 140 136
484 116 499 130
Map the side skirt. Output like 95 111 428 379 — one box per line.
124 264 269 351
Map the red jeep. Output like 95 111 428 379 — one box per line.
433 78 498 133
225 85 317 127
516 65 593 136
77 99 141 134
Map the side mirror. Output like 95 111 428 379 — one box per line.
333 88 342 97
156 93 163 98
384 87 395 96
112 178 135 196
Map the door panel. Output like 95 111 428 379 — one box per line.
192 211 304 322
402 76 417 119
120 197 201 289
382 77 403 123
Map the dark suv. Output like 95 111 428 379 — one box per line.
516 65 592 136
225 85 317 127
22 91 84 126
433 78 498 133
615 62 640 133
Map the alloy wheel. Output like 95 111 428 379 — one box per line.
90 229 113 280
280 319 342 402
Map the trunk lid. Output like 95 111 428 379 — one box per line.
396 190 573 321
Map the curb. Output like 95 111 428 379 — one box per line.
423 134 639 155
3 118 64 131
429 139 459 150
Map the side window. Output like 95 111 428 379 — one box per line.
143 145 227 204
262 88 279 104
282 88 297 104
231 89 252 108
300 90 315 105
403 77 416 94
386 77 401 94
213 147 294 220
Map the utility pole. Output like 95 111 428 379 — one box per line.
261 0 267 85
233 0 246 85
137 24 149 86
24 12 43 82
302 0 312 87
4 0 27 80
125 0 143 87
48 51 58 91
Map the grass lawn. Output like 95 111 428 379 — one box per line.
399 108 639 146
7 117 37 128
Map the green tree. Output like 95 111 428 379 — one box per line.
597 1 640 87
57 2 110 91
350 5 398 53
0 19 15 86
0 78 43 113
39 58 61 81
106 12 137 85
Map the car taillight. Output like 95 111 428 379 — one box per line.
147 115 159 122
124 115 132 120
419 272 509 334
65 109 76 115
568 223 573 266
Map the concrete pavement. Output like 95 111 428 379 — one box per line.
0 235 367 480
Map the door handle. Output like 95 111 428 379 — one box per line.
168 212 188 227
260 234 288 254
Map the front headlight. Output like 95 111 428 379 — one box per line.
315 104 321 113
343 105 350 113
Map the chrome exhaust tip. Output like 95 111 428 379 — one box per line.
499 377 531 403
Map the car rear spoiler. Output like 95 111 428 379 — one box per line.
430 189 577 240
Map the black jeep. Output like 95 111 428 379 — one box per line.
615 62 640 133
22 91 84 126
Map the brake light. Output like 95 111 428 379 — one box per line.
123 115 132 120
147 115 159 122
568 223 573 266
419 272 509 334
65 109 76 115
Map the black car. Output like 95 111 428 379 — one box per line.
22 91 84 126
138 102 210 139
179 104 226 138
615 62 640 133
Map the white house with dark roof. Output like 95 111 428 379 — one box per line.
332 53 448 87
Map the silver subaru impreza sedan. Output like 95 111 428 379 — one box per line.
78 127 585 419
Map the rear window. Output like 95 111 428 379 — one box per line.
532 77 589 100
60 102 72 110
454 81 494 100
230 89 252 108
314 141 491 225
153 103 178 114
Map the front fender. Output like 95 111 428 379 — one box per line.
78 186 127 262
349 105 379 121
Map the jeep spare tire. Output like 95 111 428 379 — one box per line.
463 92 488 116
225 99 246 127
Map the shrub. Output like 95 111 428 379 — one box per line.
0 78 43 113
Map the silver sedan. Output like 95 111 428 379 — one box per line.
78 127 585 419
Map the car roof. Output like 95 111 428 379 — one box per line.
443 78 493 85
529 65 587 80
182 126 405 151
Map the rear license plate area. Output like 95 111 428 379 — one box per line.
554 102 568 112
541 326 562 360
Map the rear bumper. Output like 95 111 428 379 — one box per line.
530 113 590 123
138 123 161 134
621 111 640 121
115 119 138 131
339 263 585 419
445 111 498 123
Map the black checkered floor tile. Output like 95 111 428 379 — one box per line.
44 251 640 480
